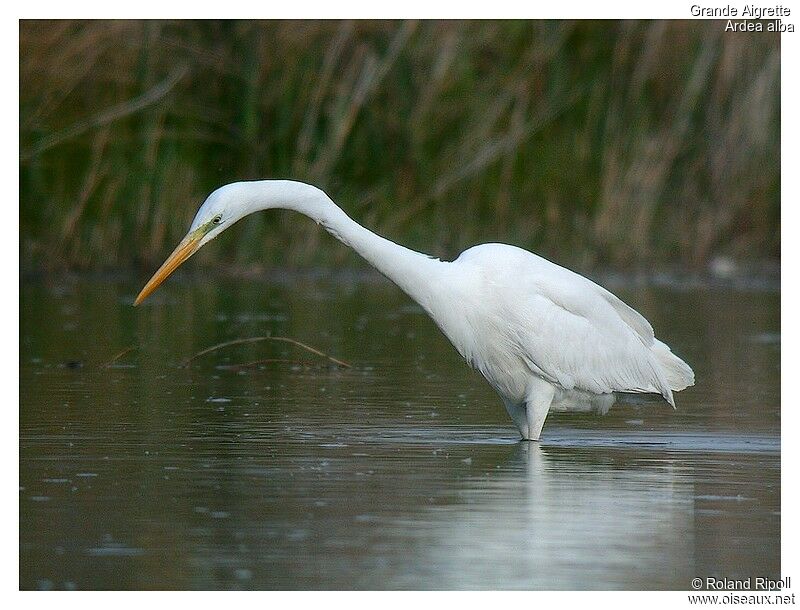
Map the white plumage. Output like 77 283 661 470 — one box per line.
135 179 695 440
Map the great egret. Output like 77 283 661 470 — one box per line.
135 180 694 440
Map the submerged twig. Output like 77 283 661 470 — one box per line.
215 358 316 371
181 336 352 368
102 345 138 368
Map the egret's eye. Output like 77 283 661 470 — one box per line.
212 215 222 225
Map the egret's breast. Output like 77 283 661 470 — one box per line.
425 273 534 404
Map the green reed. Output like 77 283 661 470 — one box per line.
20 20 780 271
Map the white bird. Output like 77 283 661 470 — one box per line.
135 180 694 440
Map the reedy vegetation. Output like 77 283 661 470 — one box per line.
20 20 779 271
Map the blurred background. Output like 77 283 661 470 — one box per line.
20 20 780 272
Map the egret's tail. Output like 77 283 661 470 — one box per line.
653 339 695 392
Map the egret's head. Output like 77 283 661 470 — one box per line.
133 182 250 306
134 179 328 306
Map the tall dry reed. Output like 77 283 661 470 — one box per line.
20 20 779 271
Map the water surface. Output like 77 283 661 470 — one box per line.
20 271 780 589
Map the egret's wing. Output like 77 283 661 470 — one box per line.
592 285 655 345
505 273 672 401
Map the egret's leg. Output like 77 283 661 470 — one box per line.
502 398 529 439
523 379 556 441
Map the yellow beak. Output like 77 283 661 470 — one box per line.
134 229 205 306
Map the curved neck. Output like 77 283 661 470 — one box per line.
245 180 448 310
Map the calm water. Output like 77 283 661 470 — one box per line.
20 271 780 590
